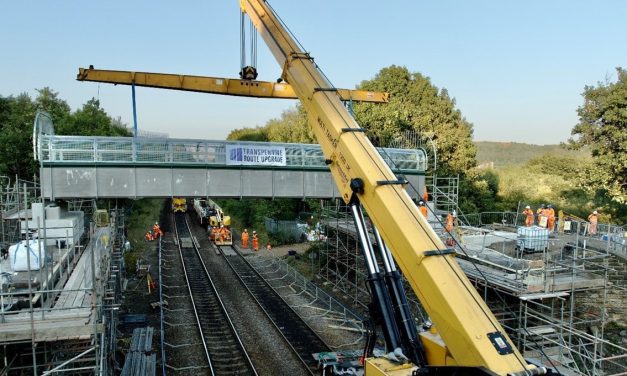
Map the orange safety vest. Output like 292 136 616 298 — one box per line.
145 232 153 241
446 214 454 233
252 234 259 251
420 206 427 218
220 227 230 241
547 208 556 230
523 209 534 226
242 231 249 248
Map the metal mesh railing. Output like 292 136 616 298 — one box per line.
39 135 427 173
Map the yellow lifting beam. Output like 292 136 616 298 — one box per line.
76 67 389 103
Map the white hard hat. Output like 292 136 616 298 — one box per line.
244 229 247 232
253 230 256 234
525 206 530 209
593 210 598 214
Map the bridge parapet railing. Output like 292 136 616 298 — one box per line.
39 135 427 173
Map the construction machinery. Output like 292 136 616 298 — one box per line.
76 1 547 374
171 197 187 213
206 199 232 246
192 198 211 225
237 1 544 375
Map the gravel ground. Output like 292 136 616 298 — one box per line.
120 212 365 375
188 216 310 376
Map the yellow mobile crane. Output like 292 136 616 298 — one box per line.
237 1 546 375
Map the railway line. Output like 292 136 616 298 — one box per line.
172 213 257 376
216 244 333 374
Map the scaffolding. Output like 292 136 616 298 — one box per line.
315 200 626 375
0 177 126 375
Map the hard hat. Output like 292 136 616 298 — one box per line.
244 229 248 232
220 225 224 228
593 210 598 214
253 230 256 234
525 206 530 209
155 222 158 225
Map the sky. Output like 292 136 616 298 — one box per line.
1 1 625 145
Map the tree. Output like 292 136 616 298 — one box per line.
35 87 71 125
353 66 477 176
0 90 131 179
568 67 627 204
0 94 38 178
57 98 130 137
265 105 315 144
227 105 315 143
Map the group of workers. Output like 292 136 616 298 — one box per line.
209 225 232 243
241 229 260 251
241 228 273 252
144 222 163 241
522 205 601 236
522 204 556 231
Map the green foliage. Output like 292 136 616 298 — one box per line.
56 98 131 137
227 126 269 142
0 88 130 179
476 141 587 168
354 65 477 175
227 106 315 144
492 153 627 222
124 199 165 273
568 67 627 204
0 94 38 178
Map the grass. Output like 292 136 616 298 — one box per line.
124 198 165 274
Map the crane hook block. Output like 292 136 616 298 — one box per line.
239 66 258 80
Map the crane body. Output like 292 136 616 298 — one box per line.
238 1 543 375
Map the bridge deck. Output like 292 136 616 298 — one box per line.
38 136 427 199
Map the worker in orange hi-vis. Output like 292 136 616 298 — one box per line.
266 242 272 253
252 231 259 252
241 229 249 249
446 212 454 233
418 200 428 218
423 186 429 203
547 205 556 232
221 226 231 242
588 210 599 236
145 231 154 241
152 222 163 238
522 206 534 227
536 204 547 228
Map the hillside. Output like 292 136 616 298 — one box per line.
475 141 588 168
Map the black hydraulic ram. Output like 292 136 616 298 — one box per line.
349 192 404 358
373 226 427 367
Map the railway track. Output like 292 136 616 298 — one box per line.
217 244 332 374
173 214 257 376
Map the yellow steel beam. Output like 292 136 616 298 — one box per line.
76 67 388 103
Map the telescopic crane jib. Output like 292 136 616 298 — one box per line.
237 1 545 375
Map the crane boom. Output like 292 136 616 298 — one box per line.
239 1 536 374
76 67 389 103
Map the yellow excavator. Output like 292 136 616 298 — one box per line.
77 1 551 374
